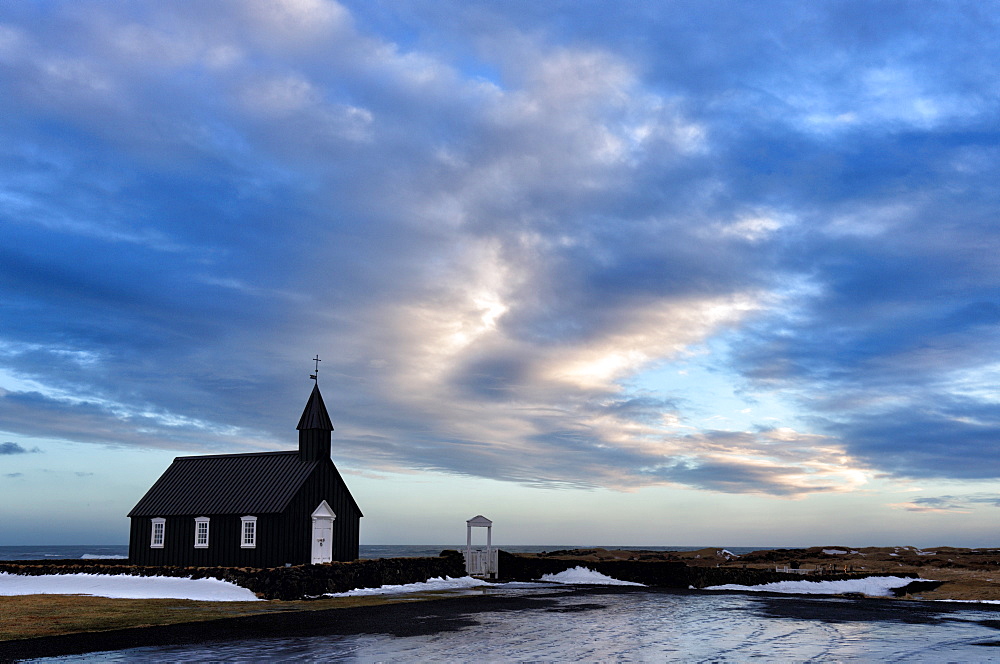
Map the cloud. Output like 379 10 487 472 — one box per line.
0 0 999 500
891 494 1000 514
0 389 280 455
639 427 869 497
822 398 1000 480
0 442 40 455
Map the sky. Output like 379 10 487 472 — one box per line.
2 0 1000 548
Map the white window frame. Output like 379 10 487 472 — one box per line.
194 516 210 548
150 518 165 548
240 515 257 549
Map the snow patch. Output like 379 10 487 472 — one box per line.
324 576 492 597
822 549 848 555
0 572 260 601
541 567 644 586
705 576 918 597
719 549 738 559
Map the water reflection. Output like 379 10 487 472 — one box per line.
38 588 1000 663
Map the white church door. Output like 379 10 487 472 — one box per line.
310 500 337 564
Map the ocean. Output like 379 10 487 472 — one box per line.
0 543 769 561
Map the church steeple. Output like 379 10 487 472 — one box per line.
297 382 333 462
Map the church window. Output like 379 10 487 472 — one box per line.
150 518 165 548
194 517 210 548
241 516 257 548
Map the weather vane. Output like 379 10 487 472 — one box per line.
310 354 321 381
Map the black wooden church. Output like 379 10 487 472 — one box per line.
128 379 362 567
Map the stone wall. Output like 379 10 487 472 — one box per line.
496 550 916 588
0 550 466 600
0 550 918 600
497 551 690 586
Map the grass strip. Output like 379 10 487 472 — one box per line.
0 591 458 641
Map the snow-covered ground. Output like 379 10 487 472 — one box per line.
0 573 497 601
0 572 261 601
0 569 925 602
323 576 492 597
705 576 919 597
328 567 646 593
0 568 646 601
541 566 645 586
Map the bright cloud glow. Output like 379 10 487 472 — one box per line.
549 295 761 391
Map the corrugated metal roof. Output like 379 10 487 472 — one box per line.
128 451 317 516
296 383 334 431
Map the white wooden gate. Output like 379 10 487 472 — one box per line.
463 515 498 579
464 548 498 577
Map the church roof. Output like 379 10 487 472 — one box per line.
297 383 333 431
127 451 318 517
129 381 362 519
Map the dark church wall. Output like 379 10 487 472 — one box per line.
280 460 362 563
129 513 287 567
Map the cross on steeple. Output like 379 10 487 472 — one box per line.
310 354 321 381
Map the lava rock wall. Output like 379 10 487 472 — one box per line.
0 550 466 600
495 551 916 588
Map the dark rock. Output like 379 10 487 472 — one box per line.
0 551 467 601
496 551 917 590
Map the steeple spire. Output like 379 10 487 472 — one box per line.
297 373 333 462
297 383 333 431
